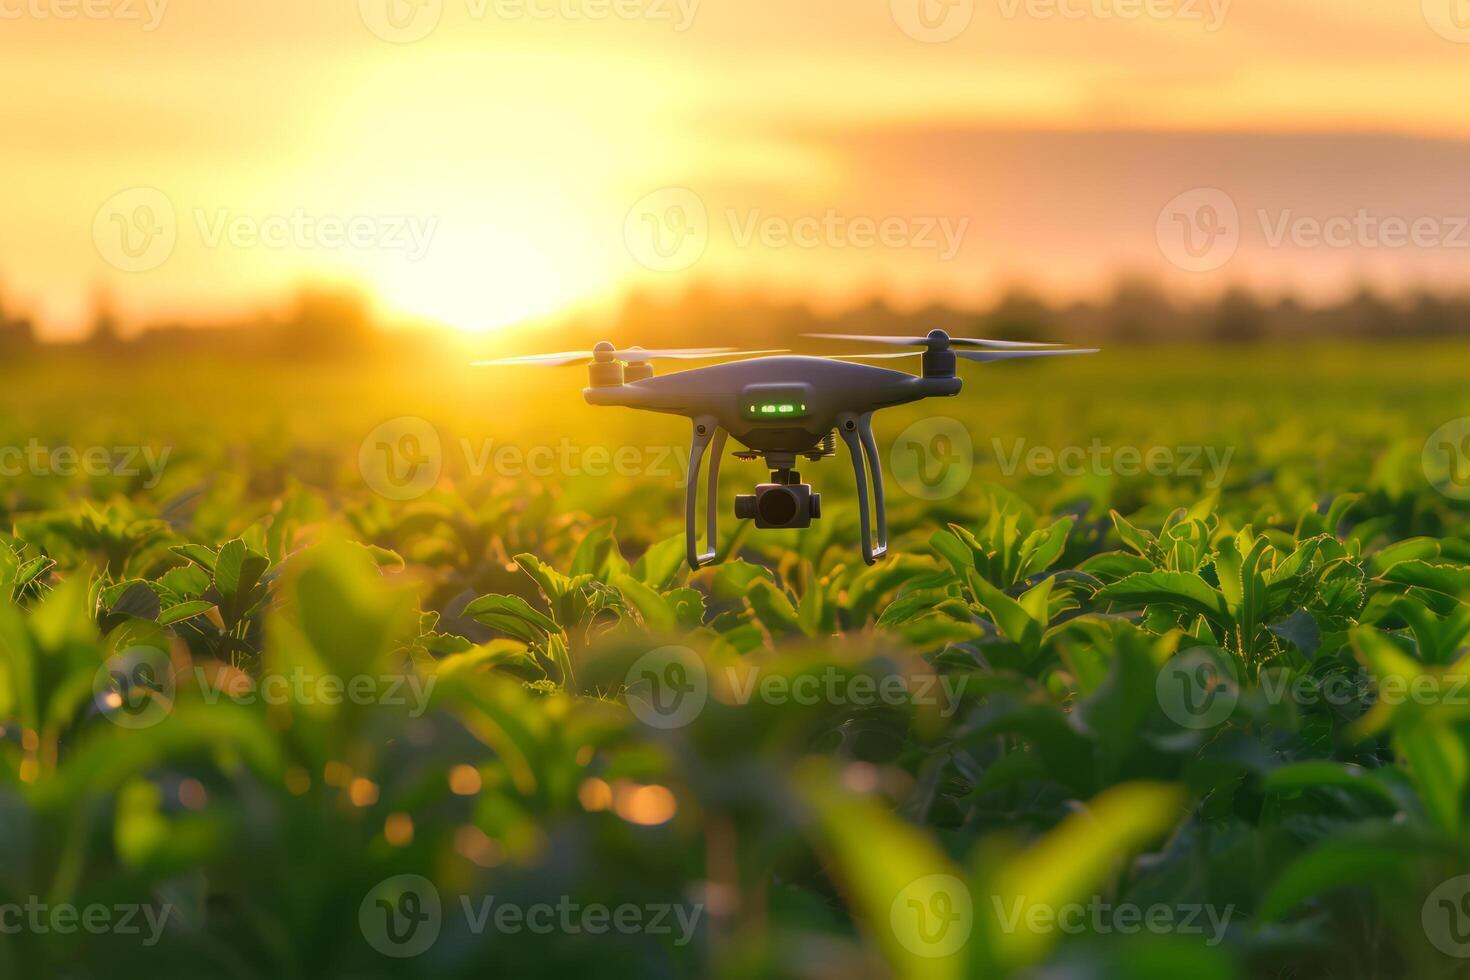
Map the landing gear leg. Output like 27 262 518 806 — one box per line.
685 416 727 570
837 412 889 565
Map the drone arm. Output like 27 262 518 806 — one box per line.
685 418 726 570
837 412 888 565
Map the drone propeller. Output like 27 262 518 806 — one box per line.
472 347 786 367
955 347 1098 362
806 332 1066 350
824 348 1097 362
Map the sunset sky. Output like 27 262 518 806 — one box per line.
4 0 1470 337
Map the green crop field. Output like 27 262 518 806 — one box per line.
2 341 1470 978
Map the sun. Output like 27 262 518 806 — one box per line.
365 207 613 333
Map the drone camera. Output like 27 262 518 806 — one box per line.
735 469 820 529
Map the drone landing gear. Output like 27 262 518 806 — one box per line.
836 412 888 565
684 414 888 570
685 417 727 570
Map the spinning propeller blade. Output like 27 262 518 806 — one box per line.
805 332 1065 350
821 351 923 360
471 347 785 367
955 347 1098 362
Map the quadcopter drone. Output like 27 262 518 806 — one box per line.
476 331 1096 570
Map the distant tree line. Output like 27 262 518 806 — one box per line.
3 277 1468 359
587 279 1470 350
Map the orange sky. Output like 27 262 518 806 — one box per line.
4 0 1470 337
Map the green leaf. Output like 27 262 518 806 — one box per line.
13 556 53 590
1258 829 1426 922
1381 560 1470 599
966 569 1040 649
436 639 541 680
1109 510 1158 558
712 559 775 601
213 538 270 627
159 600 216 626
1077 551 1154 581
1394 720 1467 833
1262 762 1398 808
1019 517 1073 578
633 533 687 591
612 574 676 634
930 529 975 578
746 580 801 636
1096 571 1231 626
571 520 628 581
463 593 560 639
170 543 218 574
983 781 1186 973
797 572 827 638
796 760 970 980
1369 537 1440 575
667 587 706 629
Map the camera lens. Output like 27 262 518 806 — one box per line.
757 487 799 526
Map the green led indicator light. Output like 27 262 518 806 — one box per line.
750 401 807 417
